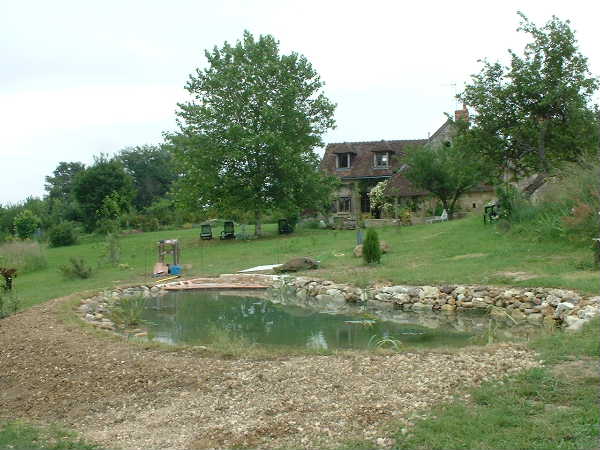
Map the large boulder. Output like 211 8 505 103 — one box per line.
353 240 390 257
274 257 319 273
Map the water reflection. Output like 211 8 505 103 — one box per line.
139 291 490 350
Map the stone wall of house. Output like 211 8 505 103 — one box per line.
272 276 599 332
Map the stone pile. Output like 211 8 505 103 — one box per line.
77 285 167 331
274 276 599 332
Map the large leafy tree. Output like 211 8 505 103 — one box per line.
117 145 176 210
459 12 599 195
168 31 337 235
403 130 487 219
44 161 86 224
72 156 134 231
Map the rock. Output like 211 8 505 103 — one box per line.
274 257 319 273
389 286 409 294
527 313 543 323
565 318 586 332
439 285 455 294
420 286 439 299
578 305 600 320
353 241 390 257
545 295 561 306
510 310 526 321
440 304 456 311
554 302 575 318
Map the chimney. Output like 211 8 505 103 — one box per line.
454 103 469 122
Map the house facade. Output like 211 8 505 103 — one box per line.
319 106 494 220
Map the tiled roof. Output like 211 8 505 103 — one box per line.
319 139 428 179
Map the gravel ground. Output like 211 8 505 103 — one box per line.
0 294 540 449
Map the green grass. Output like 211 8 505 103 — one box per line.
392 318 600 450
0 421 98 449
7 214 599 311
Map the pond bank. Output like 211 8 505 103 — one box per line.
78 273 600 335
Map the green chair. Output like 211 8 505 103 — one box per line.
278 219 294 234
200 224 213 240
220 221 236 240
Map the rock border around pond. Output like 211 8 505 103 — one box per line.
76 274 600 333
272 277 600 332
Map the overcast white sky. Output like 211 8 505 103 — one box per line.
1 0 598 205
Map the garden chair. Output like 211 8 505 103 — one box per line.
200 224 213 240
278 219 294 234
426 209 448 224
483 203 499 224
220 221 236 240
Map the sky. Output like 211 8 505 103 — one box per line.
1 0 599 205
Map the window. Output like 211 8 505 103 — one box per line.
373 152 389 168
336 153 351 169
338 197 351 212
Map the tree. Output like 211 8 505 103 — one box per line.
14 210 41 239
45 162 86 202
168 31 337 235
363 228 382 264
72 156 134 231
459 12 599 195
117 145 176 210
403 132 487 219
44 162 86 225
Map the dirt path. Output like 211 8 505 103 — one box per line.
1 295 539 449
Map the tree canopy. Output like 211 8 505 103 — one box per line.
118 145 176 210
168 31 337 234
403 129 487 219
459 12 599 194
72 156 134 231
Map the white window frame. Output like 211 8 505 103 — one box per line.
373 152 390 169
336 153 351 169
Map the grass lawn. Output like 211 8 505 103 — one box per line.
8 214 598 311
2 214 598 450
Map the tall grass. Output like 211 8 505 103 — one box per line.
502 155 599 245
0 241 48 273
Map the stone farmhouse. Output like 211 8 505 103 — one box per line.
319 106 494 221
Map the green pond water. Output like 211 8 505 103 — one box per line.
137 291 504 350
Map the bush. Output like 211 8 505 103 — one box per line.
0 241 47 273
109 296 147 327
13 210 41 240
501 155 600 246
363 228 382 264
59 257 92 279
48 222 79 247
99 233 121 265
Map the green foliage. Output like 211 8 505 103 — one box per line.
118 145 176 210
460 13 599 184
168 30 337 235
109 296 147 327
0 241 47 273
48 221 79 247
0 292 20 318
0 420 98 449
99 233 121 266
73 155 134 231
394 320 599 450
500 155 599 247
362 228 381 264
14 209 41 239
59 257 92 279
404 138 487 218
530 317 599 363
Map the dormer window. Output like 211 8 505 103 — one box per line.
373 152 390 169
336 153 352 169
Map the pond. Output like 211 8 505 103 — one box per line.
136 290 542 350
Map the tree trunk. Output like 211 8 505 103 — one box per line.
524 118 550 198
254 211 262 236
